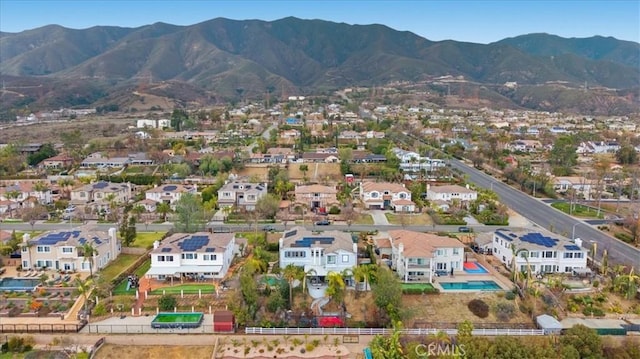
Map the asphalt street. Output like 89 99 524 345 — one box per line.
449 159 640 271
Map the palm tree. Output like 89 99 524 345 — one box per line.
282 264 302 308
57 178 75 200
325 271 346 303
614 268 639 300
77 242 98 278
429 330 452 347
5 190 21 218
156 202 171 222
74 277 92 315
131 204 146 221
302 268 317 293
33 181 49 203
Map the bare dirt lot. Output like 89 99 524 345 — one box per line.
0 117 132 143
96 344 213 359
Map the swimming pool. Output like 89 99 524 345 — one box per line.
0 278 40 292
463 262 489 274
440 280 502 291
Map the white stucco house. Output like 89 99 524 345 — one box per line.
426 184 478 203
145 184 198 209
490 228 588 275
388 230 465 283
359 182 415 212
146 232 236 280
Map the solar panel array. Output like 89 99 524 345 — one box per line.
291 236 335 248
36 232 72 245
179 235 209 251
163 185 177 191
205 247 216 252
284 230 297 238
564 244 581 251
93 182 109 189
94 238 103 245
495 231 514 242
161 247 172 252
520 233 558 248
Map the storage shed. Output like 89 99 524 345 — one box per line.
536 314 562 335
213 310 235 333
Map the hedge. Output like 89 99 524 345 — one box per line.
402 287 440 295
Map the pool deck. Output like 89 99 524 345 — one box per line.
432 274 511 292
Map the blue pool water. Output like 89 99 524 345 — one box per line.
440 280 501 291
0 278 40 291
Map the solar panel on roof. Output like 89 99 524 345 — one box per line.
163 185 177 191
205 248 215 252
94 182 109 189
284 230 297 238
565 245 581 251
94 239 103 245
161 247 172 252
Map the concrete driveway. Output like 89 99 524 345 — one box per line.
369 210 390 226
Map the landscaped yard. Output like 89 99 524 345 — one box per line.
385 212 434 225
353 213 374 225
131 232 167 249
150 284 216 295
401 282 436 291
100 254 140 282
112 259 151 295
551 202 605 219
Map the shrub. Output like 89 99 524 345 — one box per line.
158 294 177 311
468 299 489 318
592 280 599 288
93 302 107 316
328 206 341 215
505 291 516 300
495 302 516 322
402 287 424 295
614 233 633 243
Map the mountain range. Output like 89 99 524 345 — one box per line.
0 17 638 115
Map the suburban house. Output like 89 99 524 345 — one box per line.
301 152 339 163
507 140 543 153
0 181 53 205
488 228 588 275
39 154 74 169
146 232 236 280
294 184 338 212
80 153 131 168
576 141 621 155
552 176 594 200
20 226 120 272
279 226 357 279
217 181 268 211
70 181 132 208
391 147 446 173
388 230 465 283
359 182 415 212
146 184 198 209
426 184 478 204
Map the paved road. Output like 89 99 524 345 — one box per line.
449 159 640 271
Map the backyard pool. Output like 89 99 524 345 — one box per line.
463 262 489 274
440 280 502 291
151 312 204 329
0 278 40 292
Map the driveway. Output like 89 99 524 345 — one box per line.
369 210 390 226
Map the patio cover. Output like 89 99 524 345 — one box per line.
572 268 592 276
536 314 562 334
146 265 223 276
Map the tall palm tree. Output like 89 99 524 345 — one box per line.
77 242 98 278
325 271 346 303
156 202 171 222
57 178 75 200
302 268 317 293
74 277 92 315
33 181 49 204
282 264 302 308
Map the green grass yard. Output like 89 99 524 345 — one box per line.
131 232 167 249
551 202 604 219
401 282 435 290
150 284 216 295
385 213 434 225
112 259 151 295
100 254 140 282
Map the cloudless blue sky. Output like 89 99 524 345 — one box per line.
1 0 638 43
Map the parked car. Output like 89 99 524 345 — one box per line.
262 225 276 232
315 219 331 226
458 226 472 233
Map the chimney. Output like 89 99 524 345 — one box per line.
353 242 358 256
153 240 160 249
278 237 284 248
22 233 31 243
466 184 470 189
426 184 430 191
398 243 404 255
108 227 118 256
574 238 583 248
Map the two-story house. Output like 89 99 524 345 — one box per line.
217 181 268 211
40 154 74 169
490 229 588 275
426 184 478 203
552 176 594 200
146 184 198 209
294 185 338 212
359 182 415 212
0 181 53 205
388 230 465 283
279 227 357 281
21 226 120 272
70 181 132 208
146 232 236 280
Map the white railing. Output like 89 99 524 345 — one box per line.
244 327 545 336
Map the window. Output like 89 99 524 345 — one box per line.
342 255 350 263
22 247 27 253
436 249 444 257
574 252 583 258
564 253 573 259
327 255 336 264
158 256 165 262
371 192 379 198
284 251 306 258
436 263 447 270
565 266 572 273
36 246 51 253
453 248 460 255
203 254 217 261
166 256 173 262
399 193 406 199
529 251 539 258
22 260 28 268
182 253 196 260
62 247 73 253
64 263 72 270
543 251 556 258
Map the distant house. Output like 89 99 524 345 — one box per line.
388 230 465 283
508 140 543 153
0 181 53 205
21 226 120 272
217 181 268 211
146 184 198 209
128 152 154 165
301 152 339 163
40 154 74 169
294 184 338 212
70 181 132 208
426 184 478 203
359 182 415 212
146 232 236 280
81 153 131 168
552 176 593 200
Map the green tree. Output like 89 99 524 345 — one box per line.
27 143 58 166
325 271 346 304
174 193 204 233
156 202 171 222
0 230 20 256
74 277 92 314
548 135 578 176
560 324 602 359
255 193 280 220
372 267 402 322
77 242 98 278
370 323 404 359
616 143 638 165
170 108 188 132
199 154 221 176
282 264 302 309
158 294 177 311
299 164 309 182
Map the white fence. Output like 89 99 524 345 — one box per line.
244 327 545 336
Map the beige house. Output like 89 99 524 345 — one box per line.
294 184 338 212
145 184 197 209
21 226 120 272
70 181 132 208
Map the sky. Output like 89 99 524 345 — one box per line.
1 0 638 44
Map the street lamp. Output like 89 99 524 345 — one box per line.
571 223 580 241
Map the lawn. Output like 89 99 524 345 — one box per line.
401 282 435 290
385 212 434 225
131 232 167 249
99 254 140 282
150 284 216 295
112 259 151 295
354 214 374 225
551 202 604 219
